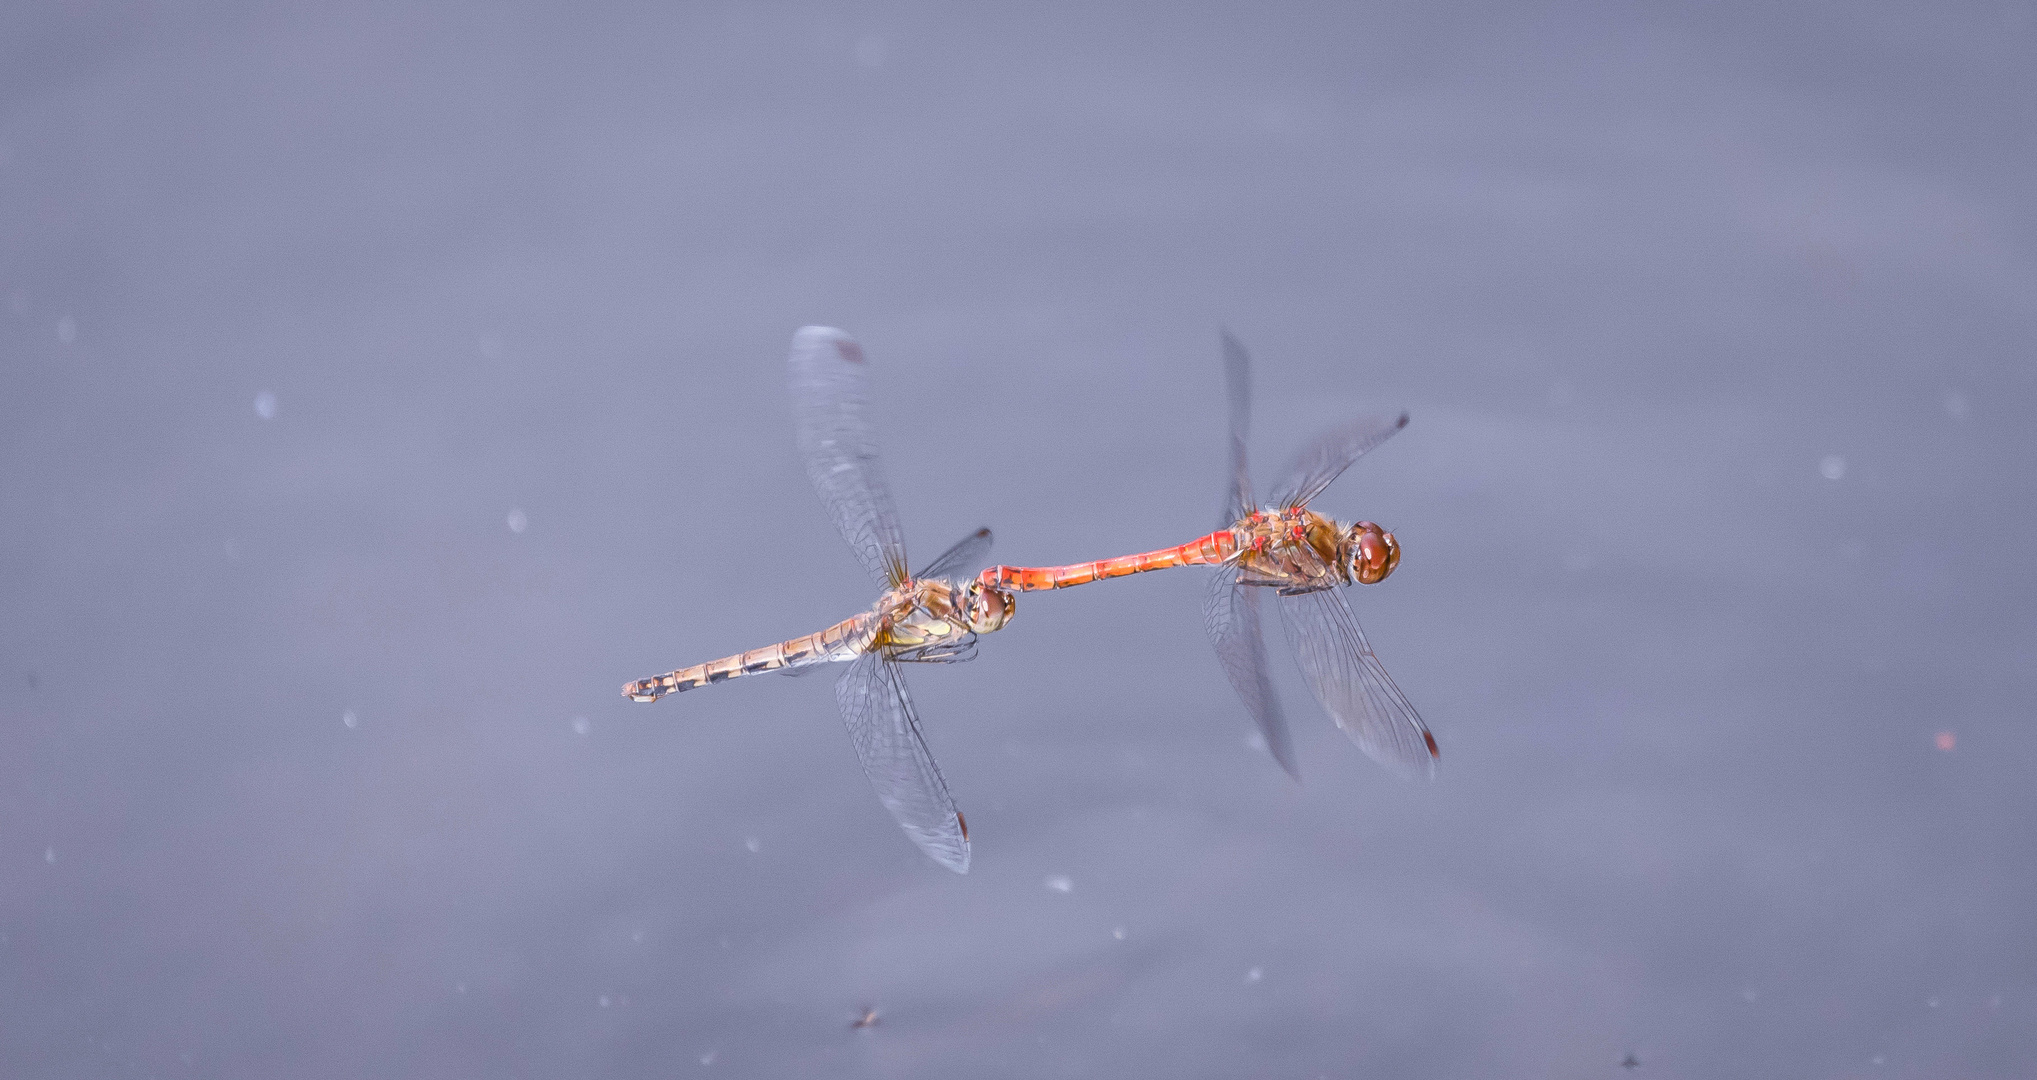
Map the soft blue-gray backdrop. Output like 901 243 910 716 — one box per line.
3 2 2033 1076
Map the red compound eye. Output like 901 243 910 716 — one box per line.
1349 522 1399 584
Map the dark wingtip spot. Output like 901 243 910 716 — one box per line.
1424 731 1439 757
835 340 865 364
1396 411 1410 429
956 811 969 841
973 527 990 538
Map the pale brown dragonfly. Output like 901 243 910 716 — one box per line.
624 327 1017 872
978 332 1435 779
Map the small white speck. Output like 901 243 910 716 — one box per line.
1244 732 1267 753
1944 390 1969 419
342 710 358 729
254 391 277 420
572 717 590 736
1820 454 1846 481
56 315 76 344
477 334 503 359
1740 988 1760 1003
598 994 610 1008
1044 875 1073 893
1112 926 1126 940
1870 1054 1885 1066
1991 994 2003 1010
855 34 887 68
44 846 56 864
1927 997 1939 1008
744 836 761 853
455 982 467 994
632 930 645 944
1244 967 1263 984
506 508 528 534
699 1050 716 1066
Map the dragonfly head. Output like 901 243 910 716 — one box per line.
1342 521 1400 585
956 581 1015 634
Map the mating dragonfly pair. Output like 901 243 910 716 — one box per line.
624 327 1436 872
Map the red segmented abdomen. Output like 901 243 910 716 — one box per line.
624 613 872 702
976 528 1239 592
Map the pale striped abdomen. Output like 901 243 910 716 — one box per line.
625 613 876 702
977 528 1239 592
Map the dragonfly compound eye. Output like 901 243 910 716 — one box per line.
1346 522 1399 585
960 583 1014 633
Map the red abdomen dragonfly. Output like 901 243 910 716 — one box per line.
977 332 1436 779
625 327 1016 873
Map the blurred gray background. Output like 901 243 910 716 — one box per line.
3 2 2033 1077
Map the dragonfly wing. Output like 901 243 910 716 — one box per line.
1269 411 1409 510
917 527 994 585
1212 333 1294 775
1275 585 1438 778
1204 562 1298 778
1220 330 1256 525
789 327 910 589
835 652 971 872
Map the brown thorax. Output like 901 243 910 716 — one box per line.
875 577 1015 651
1232 509 1400 589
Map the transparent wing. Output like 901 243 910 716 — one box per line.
1269 412 1409 510
788 326 909 588
917 527 994 585
1275 585 1438 778
1203 562 1298 778
835 652 971 872
1220 330 1256 525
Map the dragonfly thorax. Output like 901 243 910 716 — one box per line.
878 579 1014 650
1234 509 1400 588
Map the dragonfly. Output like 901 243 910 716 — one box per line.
977 332 1435 779
624 326 1017 873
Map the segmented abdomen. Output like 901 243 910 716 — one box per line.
624 613 875 702
977 529 1239 592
